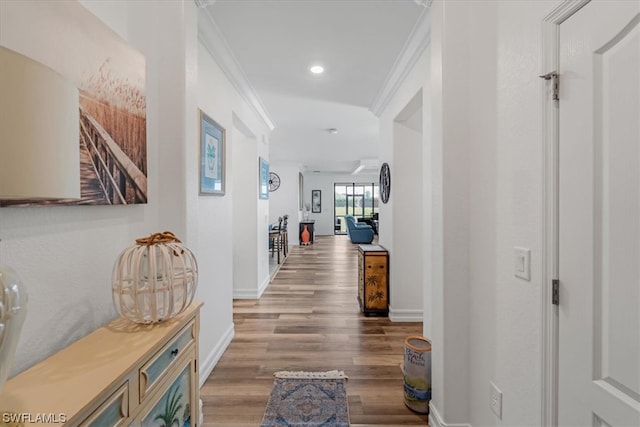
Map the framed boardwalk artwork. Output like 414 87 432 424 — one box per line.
0 1 147 206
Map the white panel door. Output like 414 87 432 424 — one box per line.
559 1 640 426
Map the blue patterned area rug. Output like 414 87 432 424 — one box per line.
260 370 350 427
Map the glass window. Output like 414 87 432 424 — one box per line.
334 183 379 234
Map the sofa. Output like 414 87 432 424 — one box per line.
344 214 374 244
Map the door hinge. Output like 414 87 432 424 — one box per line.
552 279 559 305
539 71 559 101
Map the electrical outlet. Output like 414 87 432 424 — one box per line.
490 381 502 419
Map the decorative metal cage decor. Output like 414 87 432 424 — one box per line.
112 231 198 324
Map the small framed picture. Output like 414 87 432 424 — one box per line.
199 109 225 195
259 157 269 200
312 189 321 213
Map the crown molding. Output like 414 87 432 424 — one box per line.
198 8 276 131
369 7 431 117
543 0 589 24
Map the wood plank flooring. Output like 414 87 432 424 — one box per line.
201 235 428 426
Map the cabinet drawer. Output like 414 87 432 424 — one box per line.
363 261 388 310
139 320 195 402
134 350 198 427
80 382 128 427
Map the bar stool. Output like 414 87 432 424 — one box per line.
271 215 288 259
280 215 289 257
269 217 283 264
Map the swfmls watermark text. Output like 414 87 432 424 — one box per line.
2 413 68 424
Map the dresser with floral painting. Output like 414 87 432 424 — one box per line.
0 303 202 427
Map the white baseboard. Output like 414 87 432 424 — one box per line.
233 275 270 299
199 323 234 387
388 306 423 322
258 275 270 296
429 403 472 427
233 288 258 299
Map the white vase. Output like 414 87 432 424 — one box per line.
0 266 28 394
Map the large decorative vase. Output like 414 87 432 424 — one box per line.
0 267 28 395
403 336 431 414
112 231 198 324
301 225 311 245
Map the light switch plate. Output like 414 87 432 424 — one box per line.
514 247 531 281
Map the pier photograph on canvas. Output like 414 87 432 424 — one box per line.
0 1 147 206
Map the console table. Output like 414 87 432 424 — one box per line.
0 302 203 426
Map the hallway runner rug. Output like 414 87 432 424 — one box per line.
260 370 350 427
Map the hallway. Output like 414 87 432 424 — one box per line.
202 235 428 426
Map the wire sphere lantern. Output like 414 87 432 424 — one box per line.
112 231 198 324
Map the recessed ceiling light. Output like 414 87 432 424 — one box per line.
326 128 338 134
310 65 324 75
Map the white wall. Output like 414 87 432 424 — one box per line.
475 2 548 424
0 0 270 388
465 3 498 426
232 127 256 298
429 1 471 422
391 120 423 321
0 0 190 374
302 172 378 237
256 138 270 292
174 35 271 382
427 1 560 425
230 119 270 299
378 48 429 325
268 162 302 246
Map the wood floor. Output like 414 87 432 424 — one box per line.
201 235 428 426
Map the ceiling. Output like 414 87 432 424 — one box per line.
199 0 428 174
